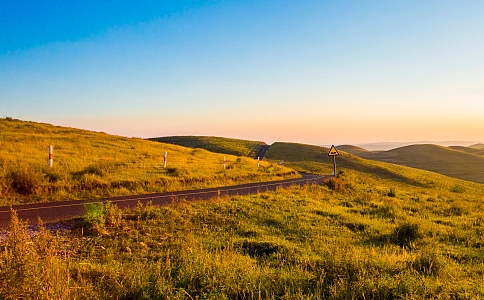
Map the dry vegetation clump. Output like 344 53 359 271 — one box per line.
0 211 71 299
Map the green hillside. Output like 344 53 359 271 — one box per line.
265 142 429 187
0 119 295 205
352 144 484 184
449 146 484 157
3 147 484 298
335 144 370 156
470 143 484 149
3 125 484 299
150 136 264 157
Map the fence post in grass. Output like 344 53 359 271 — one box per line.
48 145 53 167
223 156 226 170
258 156 260 168
164 151 168 168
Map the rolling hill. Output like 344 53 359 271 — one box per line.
0 119 295 205
449 146 484 157
3 123 484 299
351 144 484 183
5 132 484 299
150 136 484 184
470 143 484 150
335 145 370 156
149 136 265 157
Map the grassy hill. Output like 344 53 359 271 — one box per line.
470 143 484 149
3 145 484 298
345 144 484 184
149 136 264 157
449 146 484 157
2 124 484 298
0 119 295 205
335 144 370 156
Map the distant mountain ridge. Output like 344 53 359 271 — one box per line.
355 141 483 151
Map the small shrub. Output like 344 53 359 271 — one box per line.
7 165 43 195
412 248 444 276
387 188 396 197
73 164 106 178
444 204 466 217
391 223 420 248
371 204 397 220
166 167 189 177
104 201 123 227
450 184 466 193
78 174 110 190
43 169 63 183
82 202 122 235
323 177 344 191
241 240 281 257
84 203 106 227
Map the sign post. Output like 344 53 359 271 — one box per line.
48 145 53 167
327 145 339 176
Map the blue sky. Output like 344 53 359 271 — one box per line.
1 0 483 145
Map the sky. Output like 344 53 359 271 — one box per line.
1 0 483 146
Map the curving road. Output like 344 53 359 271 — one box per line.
0 173 329 228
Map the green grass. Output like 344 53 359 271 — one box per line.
149 136 265 157
347 144 484 184
2 168 484 299
2 121 484 299
0 119 296 205
449 146 484 157
469 143 484 150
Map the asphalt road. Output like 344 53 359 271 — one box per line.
254 145 270 159
0 173 329 228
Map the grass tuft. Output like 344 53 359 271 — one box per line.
391 222 420 248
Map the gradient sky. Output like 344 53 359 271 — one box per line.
1 0 483 145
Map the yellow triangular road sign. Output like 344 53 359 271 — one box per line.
328 145 339 156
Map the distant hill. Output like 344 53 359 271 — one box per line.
149 136 264 157
470 143 484 150
264 142 431 186
155 138 484 184
356 141 482 151
336 145 370 156
449 146 484 157
355 144 484 183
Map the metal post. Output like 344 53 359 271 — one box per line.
48 145 53 167
333 155 336 176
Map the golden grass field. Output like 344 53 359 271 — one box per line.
1 119 484 299
0 118 296 205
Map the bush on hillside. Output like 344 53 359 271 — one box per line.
6 165 44 195
323 177 344 191
391 223 420 248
